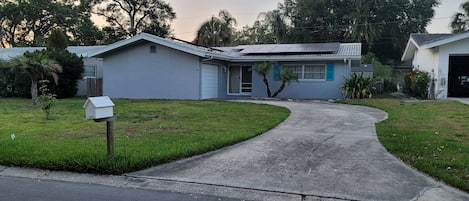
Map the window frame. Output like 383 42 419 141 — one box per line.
82 65 97 78
283 64 327 81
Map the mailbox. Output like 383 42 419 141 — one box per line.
83 96 115 120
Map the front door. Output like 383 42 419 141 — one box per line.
228 66 252 95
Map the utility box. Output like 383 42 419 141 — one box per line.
83 96 115 120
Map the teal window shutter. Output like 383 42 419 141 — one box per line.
273 64 281 81
326 64 334 81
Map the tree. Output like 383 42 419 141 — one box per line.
253 62 298 98
10 51 62 105
0 0 100 47
45 30 84 98
91 0 176 38
43 49 84 98
451 1 469 33
47 29 68 51
278 0 439 63
194 10 237 47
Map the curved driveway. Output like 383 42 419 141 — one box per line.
131 101 469 201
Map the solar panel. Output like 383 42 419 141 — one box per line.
239 43 340 54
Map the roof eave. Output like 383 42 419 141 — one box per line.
401 37 419 61
88 33 207 58
423 32 469 49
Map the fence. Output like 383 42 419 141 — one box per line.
87 78 103 97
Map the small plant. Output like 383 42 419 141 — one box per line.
38 80 57 119
342 73 374 99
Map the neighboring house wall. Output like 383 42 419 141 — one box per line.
77 57 103 96
102 42 201 99
436 37 469 99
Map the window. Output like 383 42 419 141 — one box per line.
284 64 326 80
83 65 97 78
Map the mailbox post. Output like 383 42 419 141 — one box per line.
83 96 115 158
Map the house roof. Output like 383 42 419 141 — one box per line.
0 46 106 60
401 31 469 61
410 33 453 46
88 33 222 58
89 33 361 62
2 33 361 62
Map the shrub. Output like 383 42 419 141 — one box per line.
42 50 84 98
342 73 374 99
405 70 430 99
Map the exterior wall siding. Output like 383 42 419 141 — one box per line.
253 61 347 99
437 38 469 99
102 42 201 99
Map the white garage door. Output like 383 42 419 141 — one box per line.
201 64 218 99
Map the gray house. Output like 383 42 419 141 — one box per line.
89 33 361 100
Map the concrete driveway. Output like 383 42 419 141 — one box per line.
129 101 469 201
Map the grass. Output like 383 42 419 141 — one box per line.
342 98 469 192
0 98 289 174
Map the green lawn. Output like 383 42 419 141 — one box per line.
0 98 289 174
342 98 469 192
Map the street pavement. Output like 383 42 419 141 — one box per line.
0 175 237 201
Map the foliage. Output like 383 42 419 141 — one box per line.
404 70 430 99
235 0 438 63
91 0 176 38
253 62 298 98
194 10 237 47
9 51 62 105
342 73 374 99
252 62 273 97
0 0 100 47
0 98 289 174
37 80 57 120
343 98 469 192
233 9 288 45
364 53 396 94
451 1 469 33
47 29 68 51
42 50 84 98
0 59 14 97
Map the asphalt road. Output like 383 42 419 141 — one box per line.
0 176 238 201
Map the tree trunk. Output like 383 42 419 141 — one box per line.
262 75 272 97
31 81 38 105
271 81 286 98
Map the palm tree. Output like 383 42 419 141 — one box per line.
451 1 469 33
10 51 62 105
194 10 237 47
349 0 378 51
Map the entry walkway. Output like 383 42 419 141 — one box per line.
130 101 469 201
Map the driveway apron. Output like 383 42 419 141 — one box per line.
130 101 469 201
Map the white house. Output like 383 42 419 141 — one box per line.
402 31 469 99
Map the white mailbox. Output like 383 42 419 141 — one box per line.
83 96 115 120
